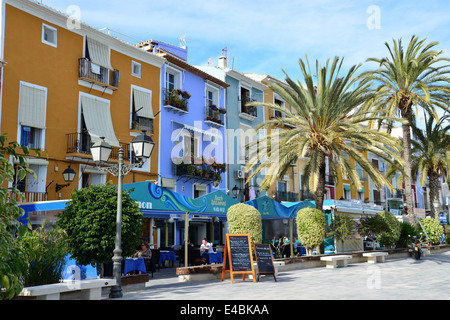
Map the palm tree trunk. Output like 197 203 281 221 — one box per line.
428 173 441 221
401 114 417 226
314 152 326 254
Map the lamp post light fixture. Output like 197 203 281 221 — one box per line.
55 165 76 192
232 185 240 199
90 133 154 299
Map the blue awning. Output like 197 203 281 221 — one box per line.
19 200 69 224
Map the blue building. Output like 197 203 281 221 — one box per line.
137 40 229 246
197 54 267 202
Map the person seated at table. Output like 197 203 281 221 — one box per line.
200 238 214 253
135 241 152 259
133 241 152 274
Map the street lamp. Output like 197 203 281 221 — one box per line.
90 133 154 299
55 165 76 192
232 185 240 199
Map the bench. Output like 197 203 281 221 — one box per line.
19 278 116 300
363 252 388 264
320 255 352 268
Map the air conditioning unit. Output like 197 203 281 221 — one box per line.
235 170 244 179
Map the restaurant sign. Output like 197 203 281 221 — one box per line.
123 182 238 216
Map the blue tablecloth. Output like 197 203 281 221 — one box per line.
159 251 176 266
124 258 146 275
202 252 223 264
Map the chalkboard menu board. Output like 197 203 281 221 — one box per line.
254 244 276 282
222 234 255 283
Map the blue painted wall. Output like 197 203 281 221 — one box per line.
159 62 227 198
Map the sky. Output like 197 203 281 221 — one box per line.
40 0 450 127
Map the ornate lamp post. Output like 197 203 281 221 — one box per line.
90 132 155 298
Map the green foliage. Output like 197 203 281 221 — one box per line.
19 224 69 286
420 218 444 244
396 221 420 248
0 133 35 300
376 211 401 247
329 214 354 242
295 208 325 252
226 203 262 246
56 184 143 267
356 214 389 238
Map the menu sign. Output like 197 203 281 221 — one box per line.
254 244 276 282
222 234 256 283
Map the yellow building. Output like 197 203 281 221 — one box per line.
244 73 310 203
0 0 165 213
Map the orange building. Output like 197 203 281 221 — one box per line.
0 0 165 205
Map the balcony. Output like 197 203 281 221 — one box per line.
276 191 299 202
78 58 118 92
239 98 258 121
173 159 226 184
204 105 225 127
325 174 335 185
163 88 190 114
66 132 130 162
299 189 314 201
9 191 48 203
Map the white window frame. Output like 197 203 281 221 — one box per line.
273 93 285 118
17 81 47 150
42 23 57 47
131 61 141 78
165 65 182 90
205 83 219 107
343 183 351 200
130 84 154 131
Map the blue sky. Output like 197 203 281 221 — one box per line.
41 0 450 79
41 0 450 127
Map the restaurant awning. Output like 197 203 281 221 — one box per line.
18 200 70 224
245 196 315 220
122 181 239 219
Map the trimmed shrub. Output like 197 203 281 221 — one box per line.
226 203 262 246
376 210 401 248
295 208 325 254
420 218 444 244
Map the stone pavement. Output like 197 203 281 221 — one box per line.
115 251 450 300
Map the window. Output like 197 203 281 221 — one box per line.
207 90 214 106
20 126 43 149
42 24 57 47
131 86 154 133
79 93 119 148
13 159 48 201
274 97 284 118
343 184 351 200
165 66 182 91
166 73 175 90
18 82 47 150
131 61 141 78
182 132 201 161
357 190 365 200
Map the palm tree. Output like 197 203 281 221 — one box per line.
360 35 450 225
245 56 403 215
411 114 450 220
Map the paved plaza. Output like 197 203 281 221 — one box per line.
116 251 450 301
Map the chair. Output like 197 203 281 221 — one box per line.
144 257 154 278
151 249 160 272
172 245 182 267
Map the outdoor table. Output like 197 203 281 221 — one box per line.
159 250 176 267
201 252 223 264
123 258 146 275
